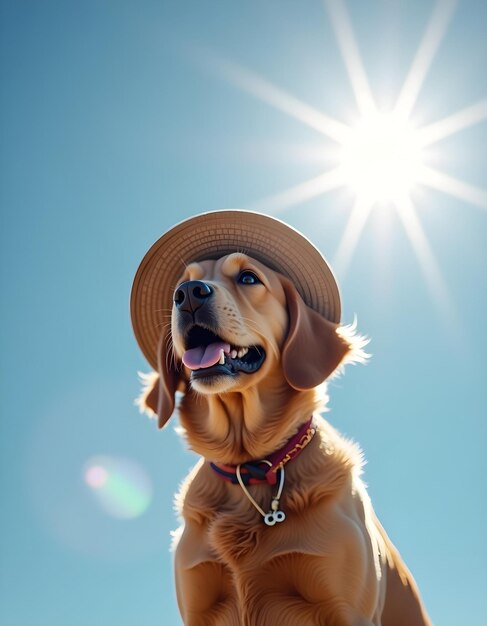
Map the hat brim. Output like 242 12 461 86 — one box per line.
130 210 341 369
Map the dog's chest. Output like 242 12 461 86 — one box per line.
196 491 276 566
181 475 277 559
212 514 267 567
182 474 327 573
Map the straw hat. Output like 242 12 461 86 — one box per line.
131 210 341 369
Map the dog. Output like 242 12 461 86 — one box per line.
135 243 433 626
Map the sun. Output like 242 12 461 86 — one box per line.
339 112 425 206
200 0 487 313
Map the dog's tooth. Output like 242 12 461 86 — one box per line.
237 349 244 359
218 352 225 365
231 349 237 359
242 347 249 356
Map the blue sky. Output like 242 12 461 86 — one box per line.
1 1 486 625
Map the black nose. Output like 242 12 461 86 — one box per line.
174 280 214 313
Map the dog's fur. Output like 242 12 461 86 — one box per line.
139 252 432 626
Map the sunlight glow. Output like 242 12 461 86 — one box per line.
197 0 486 314
249 167 344 214
339 112 425 204
394 0 457 119
199 51 349 143
418 98 487 146
395 196 452 311
325 0 375 116
418 166 487 209
333 197 372 274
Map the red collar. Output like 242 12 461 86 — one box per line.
210 417 316 486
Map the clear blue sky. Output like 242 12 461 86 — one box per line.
1 1 486 625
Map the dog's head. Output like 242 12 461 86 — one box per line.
139 252 366 429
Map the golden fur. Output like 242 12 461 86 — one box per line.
140 252 432 626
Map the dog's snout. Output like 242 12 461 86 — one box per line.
174 280 214 313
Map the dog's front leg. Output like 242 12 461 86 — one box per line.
174 523 240 626
175 560 240 626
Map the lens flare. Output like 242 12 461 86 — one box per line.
84 465 108 489
83 456 153 519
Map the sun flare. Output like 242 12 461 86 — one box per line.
339 112 425 205
203 0 487 314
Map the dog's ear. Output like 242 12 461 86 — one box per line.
138 330 183 429
281 277 352 389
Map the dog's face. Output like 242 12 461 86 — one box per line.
171 253 289 395
141 252 356 429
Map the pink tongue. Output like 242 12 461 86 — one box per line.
182 342 230 370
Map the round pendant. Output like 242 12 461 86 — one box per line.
264 512 276 526
264 510 286 526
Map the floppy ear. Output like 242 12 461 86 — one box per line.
281 278 352 389
138 330 183 429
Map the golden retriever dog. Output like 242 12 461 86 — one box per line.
135 244 432 625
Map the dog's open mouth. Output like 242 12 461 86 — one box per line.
182 325 265 379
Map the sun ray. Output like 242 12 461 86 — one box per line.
395 196 452 313
248 167 345 214
333 197 373 275
189 4 484 321
324 0 375 116
394 0 457 120
418 98 487 146
198 50 349 143
418 166 487 209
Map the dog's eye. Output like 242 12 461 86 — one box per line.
238 270 261 285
